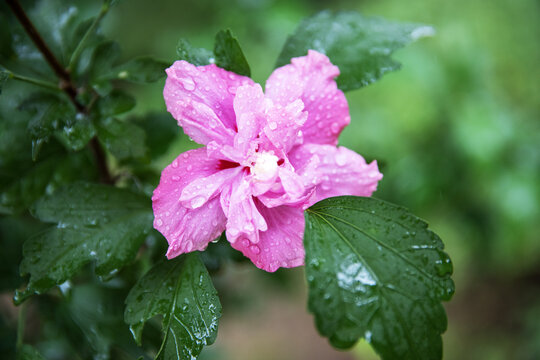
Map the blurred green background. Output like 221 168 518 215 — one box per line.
101 0 540 359
3 0 540 359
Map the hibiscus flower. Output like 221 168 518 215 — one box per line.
153 50 382 272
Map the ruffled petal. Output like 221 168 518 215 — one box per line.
265 50 349 146
164 61 254 145
180 167 242 209
261 99 307 152
225 175 267 244
152 148 226 258
289 143 383 207
233 84 266 154
230 202 305 272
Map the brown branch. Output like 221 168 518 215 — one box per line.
7 0 113 184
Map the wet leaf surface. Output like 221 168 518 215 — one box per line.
276 11 433 92
16 182 152 303
304 196 454 359
125 254 221 360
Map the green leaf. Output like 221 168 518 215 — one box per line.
90 41 121 95
214 30 251 77
19 92 96 155
176 39 214 66
15 182 152 303
304 196 454 359
129 112 179 159
276 11 434 91
0 70 9 95
125 254 221 360
96 117 147 161
18 344 46 360
176 29 251 76
113 57 169 83
96 89 136 117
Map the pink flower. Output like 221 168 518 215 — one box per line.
153 50 382 272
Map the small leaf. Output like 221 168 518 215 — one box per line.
96 118 147 161
16 182 152 303
304 196 454 359
113 57 169 83
176 30 251 76
176 39 214 66
125 254 221 359
55 113 97 151
20 93 77 159
129 112 179 159
214 30 251 77
276 11 434 91
96 89 136 117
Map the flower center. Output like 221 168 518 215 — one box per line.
250 152 279 182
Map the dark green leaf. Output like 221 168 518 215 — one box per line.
113 57 169 83
214 30 251 77
90 41 121 95
125 254 221 360
67 284 133 359
176 30 251 76
304 196 454 359
55 113 97 151
129 112 179 159
96 118 147 160
97 89 136 117
18 344 46 360
21 93 76 159
176 39 214 66
0 70 9 95
15 182 152 303
276 11 434 91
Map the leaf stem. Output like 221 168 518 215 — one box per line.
6 0 114 184
2 68 60 91
68 2 110 71
16 301 27 350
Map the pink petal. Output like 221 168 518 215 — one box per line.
230 202 305 272
164 61 254 145
224 175 267 244
152 148 226 258
265 50 349 146
289 144 383 207
233 84 266 153
180 167 241 209
262 99 307 152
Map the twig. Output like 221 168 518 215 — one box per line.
1 67 60 91
6 0 113 184
16 301 27 350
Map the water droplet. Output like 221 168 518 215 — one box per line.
330 122 340 134
191 197 206 209
180 76 195 91
268 121 278 130
250 245 260 254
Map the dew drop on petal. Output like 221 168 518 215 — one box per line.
180 77 195 91
268 121 278 130
250 245 261 254
335 152 348 166
191 196 206 209
330 122 340 134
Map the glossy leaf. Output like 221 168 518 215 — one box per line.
176 29 251 76
129 112 179 159
214 29 251 77
125 254 221 360
304 196 454 359
276 11 434 91
176 39 214 66
96 117 147 161
16 182 152 303
96 89 136 117
113 57 169 83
